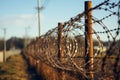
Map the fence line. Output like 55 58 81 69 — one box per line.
23 0 120 80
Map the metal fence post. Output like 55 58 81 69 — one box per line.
85 1 94 79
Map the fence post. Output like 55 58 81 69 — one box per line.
85 1 94 79
58 22 64 61
58 22 65 80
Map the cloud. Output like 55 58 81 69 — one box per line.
0 14 45 39
0 14 44 28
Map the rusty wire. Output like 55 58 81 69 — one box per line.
24 0 120 79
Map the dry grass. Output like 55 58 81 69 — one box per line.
0 54 30 80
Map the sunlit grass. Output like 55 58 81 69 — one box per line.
0 54 29 80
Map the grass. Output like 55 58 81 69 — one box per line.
0 54 32 80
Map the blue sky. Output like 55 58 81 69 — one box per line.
0 0 118 40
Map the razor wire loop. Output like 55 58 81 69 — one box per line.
24 0 120 79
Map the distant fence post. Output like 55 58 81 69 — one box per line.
85 1 94 79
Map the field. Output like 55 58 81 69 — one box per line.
0 54 43 80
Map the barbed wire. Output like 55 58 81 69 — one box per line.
23 0 120 79
93 27 120 34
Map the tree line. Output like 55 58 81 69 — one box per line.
0 37 25 51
